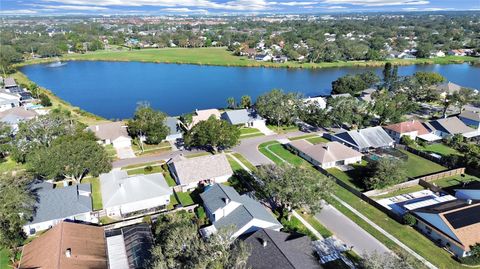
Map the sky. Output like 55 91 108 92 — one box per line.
0 0 479 15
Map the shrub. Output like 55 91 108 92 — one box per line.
403 213 417 226
144 165 153 172
400 135 415 146
39 93 52 107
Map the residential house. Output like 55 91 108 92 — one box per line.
331 126 395 152
329 93 351 99
0 91 21 111
165 116 183 141
23 180 95 235
199 184 282 239
448 49 467 56
303 96 326 109
242 229 318 269
424 117 478 139
19 221 108 269
287 140 363 169
105 223 154 269
458 110 480 130
436 82 462 98
383 120 431 143
3 77 17 89
431 50 446 57
88 121 132 148
255 54 272 62
167 154 233 191
412 199 480 257
189 108 221 129
357 88 376 103
0 106 37 132
100 170 172 218
221 109 266 128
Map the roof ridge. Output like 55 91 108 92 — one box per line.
57 222 64 268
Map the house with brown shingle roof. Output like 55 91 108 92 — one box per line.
424 116 478 139
412 200 480 258
287 140 363 169
383 120 430 143
87 121 132 148
19 221 108 269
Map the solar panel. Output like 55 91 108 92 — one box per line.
444 205 480 229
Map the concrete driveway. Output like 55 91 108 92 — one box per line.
115 146 136 159
315 203 391 257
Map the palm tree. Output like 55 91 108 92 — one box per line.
227 97 236 109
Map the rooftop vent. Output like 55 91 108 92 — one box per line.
224 198 230 204
65 248 72 258
467 199 473 205
262 239 268 248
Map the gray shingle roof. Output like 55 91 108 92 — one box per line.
201 184 281 232
100 170 172 209
428 117 475 135
243 229 318 269
169 154 233 185
87 122 130 141
28 181 92 225
334 126 394 150
459 110 480 122
221 109 264 125
4 77 17 88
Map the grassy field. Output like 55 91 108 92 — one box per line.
258 140 465 269
82 177 102 210
20 47 478 70
400 149 446 178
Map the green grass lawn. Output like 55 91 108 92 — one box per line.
326 161 369 191
280 214 317 240
240 128 262 135
0 248 10 269
431 174 480 189
231 153 256 171
306 136 330 144
400 149 446 178
104 144 117 159
168 194 180 210
267 124 299 133
414 143 461 157
176 191 195 206
227 155 243 171
258 141 284 164
121 161 160 170
289 134 319 141
99 216 117 225
0 157 26 175
372 184 426 200
82 177 102 210
132 141 171 156
126 165 163 175
185 152 213 158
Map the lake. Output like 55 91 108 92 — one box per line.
21 61 480 119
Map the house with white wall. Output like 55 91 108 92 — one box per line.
221 109 266 128
167 154 233 192
23 180 95 235
88 121 132 148
383 120 431 143
287 140 363 169
199 184 282 239
100 170 172 218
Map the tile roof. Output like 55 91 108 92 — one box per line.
100 170 172 209
384 120 430 135
87 121 130 141
243 229 318 269
20 222 107 269
288 140 362 164
412 200 480 251
169 154 233 185
28 181 92 225
221 109 264 125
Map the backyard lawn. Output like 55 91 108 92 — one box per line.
431 174 480 189
175 191 200 206
400 149 446 178
168 194 180 210
414 143 461 157
82 177 102 210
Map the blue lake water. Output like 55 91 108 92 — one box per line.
21 61 480 119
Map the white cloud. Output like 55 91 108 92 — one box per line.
274 1 320 6
326 5 346 8
0 9 38 14
321 0 429 6
29 4 110 11
403 7 452 11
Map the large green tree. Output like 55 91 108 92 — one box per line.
0 122 12 159
255 89 301 128
372 92 418 125
0 174 35 264
332 72 379 95
184 116 240 152
128 105 169 150
0 45 22 74
28 133 111 183
255 163 333 219
364 158 407 189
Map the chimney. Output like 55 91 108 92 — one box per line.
224 197 230 204
65 248 72 258
262 239 268 248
